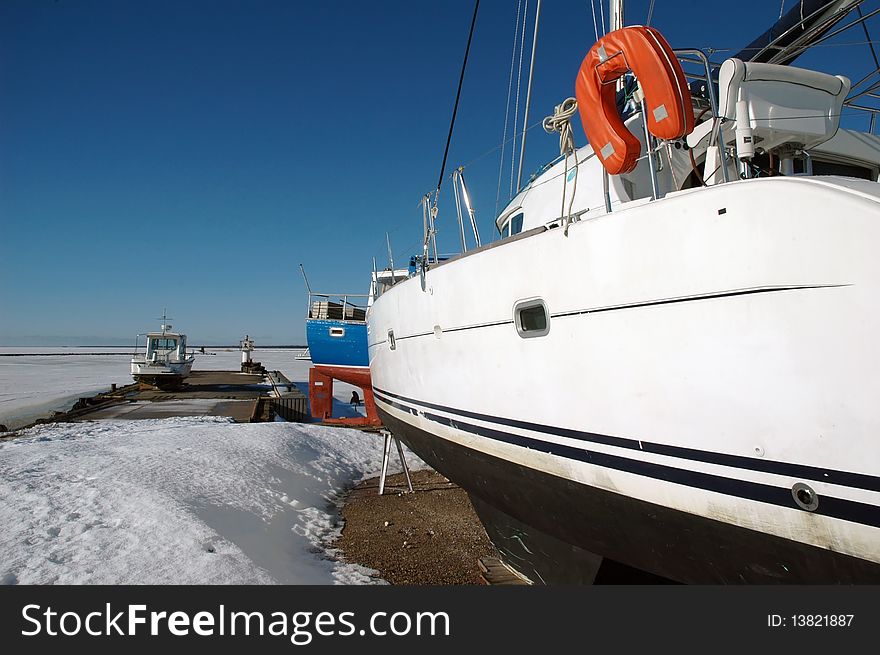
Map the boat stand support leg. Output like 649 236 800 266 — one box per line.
395 436 413 493
379 430 393 495
378 429 413 495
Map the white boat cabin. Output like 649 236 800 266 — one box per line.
142 328 188 363
495 57 880 240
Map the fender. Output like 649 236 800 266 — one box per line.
575 26 694 175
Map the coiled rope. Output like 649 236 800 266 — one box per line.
542 97 580 234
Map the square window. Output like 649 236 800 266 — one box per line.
514 299 549 338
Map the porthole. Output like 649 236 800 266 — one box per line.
329 327 345 338
514 299 550 338
388 329 396 350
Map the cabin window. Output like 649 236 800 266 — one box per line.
514 299 549 338
499 212 524 238
793 158 876 180
510 213 524 235
150 338 177 350
388 329 396 350
329 327 345 338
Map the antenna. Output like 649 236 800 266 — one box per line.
299 263 312 293
156 308 173 334
385 233 395 272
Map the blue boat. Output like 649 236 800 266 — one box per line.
299 265 377 424
305 303 369 369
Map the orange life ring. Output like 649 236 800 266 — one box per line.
575 26 694 175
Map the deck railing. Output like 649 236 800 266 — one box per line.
306 291 369 322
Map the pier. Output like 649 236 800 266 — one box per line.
21 369 309 428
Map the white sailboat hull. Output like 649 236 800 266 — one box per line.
368 176 880 583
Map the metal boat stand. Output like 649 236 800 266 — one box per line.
378 429 413 495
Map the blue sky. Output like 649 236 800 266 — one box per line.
2 0 877 345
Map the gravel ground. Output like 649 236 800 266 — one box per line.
333 469 500 585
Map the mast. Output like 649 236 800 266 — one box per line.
609 0 624 31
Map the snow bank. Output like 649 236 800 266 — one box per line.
0 418 421 585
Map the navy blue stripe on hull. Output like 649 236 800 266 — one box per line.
378 407 880 584
373 386 880 495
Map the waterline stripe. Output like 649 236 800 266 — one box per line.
373 392 880 529
372 386 880 493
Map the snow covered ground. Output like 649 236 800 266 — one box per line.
0 347 363 429
0 417 421 584
0 347 414 585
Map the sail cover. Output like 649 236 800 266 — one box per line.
733 0 864 65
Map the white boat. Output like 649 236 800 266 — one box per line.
367 1 880 583
131 315 195 389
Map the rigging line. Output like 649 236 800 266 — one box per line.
807 7 880 51
511 0 530 198
460 119 546 176
378 238 423 268
589 0 600 41
495 0 524 219
599 0 606 35
705 39 880 54
762 0 862 63
858 6 880 71
779 0 786 21
516 0 542 192
848 77 880 101
779 6 880 63
646 0 656 27
427 118 546 200
435 0 480 194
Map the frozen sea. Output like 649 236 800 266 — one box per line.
0 346 363 430
0 347 420 585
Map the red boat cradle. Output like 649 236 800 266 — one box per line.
308 365 382 427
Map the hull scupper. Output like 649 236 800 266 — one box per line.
368 174 880 583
